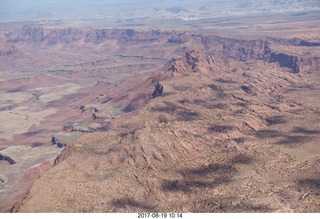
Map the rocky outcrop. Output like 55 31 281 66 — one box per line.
166 50 216 75
151 83 163 98
62 123 107 133
0 153 17 165
51 135 66 148
51 133 83 148
79 105 99 120
266 52 300 73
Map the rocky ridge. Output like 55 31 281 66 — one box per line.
12 46 320 212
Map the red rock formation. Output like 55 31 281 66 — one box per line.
165 50 216 76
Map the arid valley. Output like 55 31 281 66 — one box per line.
0 0 319 213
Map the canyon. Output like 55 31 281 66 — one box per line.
0 3 320 212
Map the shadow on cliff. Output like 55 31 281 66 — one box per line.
112 198 156 211
191 198 272 212
150 101 199 121
31 142 45 147
193 98 228 110
161 154 253 194
253 126 320 147
159 154 272 212
208 125 236 133
23 130 43 136
7 86 26 93
296 177 320 193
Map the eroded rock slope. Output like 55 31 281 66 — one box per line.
13 49 320 212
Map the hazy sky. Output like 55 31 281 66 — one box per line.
0 0 155 21
0 0 212 21
1 0 319 23
0 0 119 9
1 0 161 8
1 0 215 11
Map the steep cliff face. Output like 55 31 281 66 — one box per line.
6 26 86 45
201 36 269 61
5 26 172 46
267 37 320 47
259 37 320 73
266 52 300 73
4 26 320 74
299 56 320 72
151 83 164 98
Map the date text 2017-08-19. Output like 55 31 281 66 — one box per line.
137 213 183 218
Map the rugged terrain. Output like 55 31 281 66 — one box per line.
12 49 320 212
0 13 320 212
0 25 319 212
